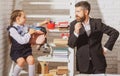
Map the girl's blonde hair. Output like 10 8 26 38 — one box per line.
10 10 24 26
8 10 24 43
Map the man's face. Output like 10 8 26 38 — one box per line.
75 7 86 22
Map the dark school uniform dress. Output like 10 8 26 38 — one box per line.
7 23 32 62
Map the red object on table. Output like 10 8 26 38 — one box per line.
47 21 55 29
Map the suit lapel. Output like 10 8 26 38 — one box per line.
79 24 86 34
89 18 96 37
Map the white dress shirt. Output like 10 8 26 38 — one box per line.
9 23 31 44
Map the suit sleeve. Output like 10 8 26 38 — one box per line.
101 23 119 50
68 22 78 48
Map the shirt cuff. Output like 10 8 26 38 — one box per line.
26 33 31 38
103 47 111 53
74 32 79 37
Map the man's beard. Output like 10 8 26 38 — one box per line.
76 15 86 22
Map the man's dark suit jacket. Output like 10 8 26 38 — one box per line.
68 18 119 72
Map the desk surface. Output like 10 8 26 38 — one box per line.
37 55 69 62
76 74 120 76
48 28 69 33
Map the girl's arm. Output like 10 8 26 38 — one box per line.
9 28 34 44
37 19 50 26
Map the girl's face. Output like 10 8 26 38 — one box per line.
16 12 26 25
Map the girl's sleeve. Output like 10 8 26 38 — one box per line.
9 28 31 44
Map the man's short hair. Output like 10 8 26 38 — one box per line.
75 1 91 14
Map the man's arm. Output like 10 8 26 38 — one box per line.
68 21 82 48
102 23 119 51
68 25 78 48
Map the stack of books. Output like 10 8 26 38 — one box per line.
52 47 68 59
53 38 68 46
57 66 68 75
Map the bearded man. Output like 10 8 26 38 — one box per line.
68 1 119 74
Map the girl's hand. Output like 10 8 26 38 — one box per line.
43 19 50 24
38 19 50 26
29 28 35 35
35 30 44 34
